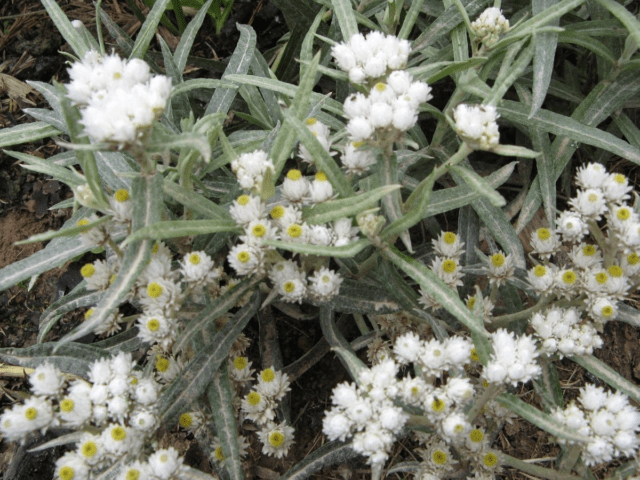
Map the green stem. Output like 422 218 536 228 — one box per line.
501 453 583 480
106 237 124 259
558 444 582 474
466 383 502 423
490 294 554 328
353 313 370 335
429 88 466 148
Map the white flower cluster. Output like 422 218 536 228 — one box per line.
483 329 541 387
471 7 509 46
226 176 349 303
323 359 408 466
331 31 411 83
231 150 275 194
527 164 638 333
552 384 640 466
299 117 332 165
342 74 433 143
531 307 603 358
453 104 500 151
0 354 183 480
236 367 295 459
66 51 171 145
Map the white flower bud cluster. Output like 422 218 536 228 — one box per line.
525 164 639 335
393 332 473 377
471 7 510 46
484 329 541 387
323 359 408 466
231 149 276 194
552 384 640 466
227 189 351 302
343 75 432 143
531 307 603 358
0 354 172 480
453 104 500 150
299 117 332 165
236 367 295 459
66 51 171 145
331 31 411 83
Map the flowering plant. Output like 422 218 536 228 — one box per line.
1 0 640 479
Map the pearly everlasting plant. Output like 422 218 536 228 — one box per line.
1 0 640 479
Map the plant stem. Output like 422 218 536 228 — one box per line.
107 237 124 259
466 383 502 423
490 294 554 327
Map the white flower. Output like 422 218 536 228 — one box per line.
343 93 371 118
241 390 275 425
118 462 153 480
55 452 90 480
29 362 65 397
0 396 55 442
346 116 374 141
393 332 422 364
277 275 307 303
81 259 113 291
137 312 176 349
485 329 540 386
570 188 607 220
527 264 556 295
431 256 464 289
589 296 618 323
308 267 343 302
269 204 302 230
229 194 266 226
575 162 608 190
134 378 160 406
571 243 603 269
432 231 465 259
309 171 334 203
101 423 131 455
485 251 514 286
109 189 132 224
440 412 470 441
603 171 633 201
227 243 264 276
59 381 93 427
308 225 336 246
139 278 182 314
323 408 353 441
229 356 254 383
258 421 295 458
180 251 220 286
333 217 360 246
471 7 509 46
256 367 291 401
282 169 310 204
557 210 587 242
231 150 275 194
77 433 104 466
341 141 377 174
131 409 157 432
530 227 561 259
148 447 184 479
453 104 500 150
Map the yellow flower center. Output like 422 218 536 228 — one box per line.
287 224 303 238
587 193 599 202
152 243 159 254
322 275 331 283
315 171 328 182
483 452 498 467
442 259 457 273
77 218 90 227
84 308 94 320
160 454 168 463
614 173 626 184
469 429 484 442
534 265 546 277
261 368 275 382
114 189 129 202
601 306 614 317
247 391 261 406
81 441 97 458
179 413 193 428
59 466 75 480
113 71 122 80
375 82 387 92
467 297 476 309
470 348 479 362
628 253 639 265
562 271 577 285
111 426 126 441
156 356 170 372
130 376 138 385
147 318 160 332
491 253 505 267
595 272 608 284
305 117 317 125
617 208 631 220
283 281 296 293
234 357 247 370
60 398 74 412
188 253 201 265
252 224 266 237
109 273 117 285
237 251 251 263
537 228 551 240
237 194 250 206
431 398 445 412
25 407 37 420
125 469 140 480
287 169 302 181
215 446 225 461
268 431 285 447
410 386 420 396
270 205 285 219
432 450 447 465
583 245 596 256
147 282 163 298
80 263 95 277
443 232 456 244
353 141 365 148
608 265 623 277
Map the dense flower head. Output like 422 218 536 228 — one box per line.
453 104 500 150
67 51 171 145
484 329 541 386
531 307 602 357
471 8 509 46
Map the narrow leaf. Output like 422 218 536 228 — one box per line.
312 278 400 315
282 441 358 480
530 0 560 118
163 180 232 221
174 0 215 74
122 219 241 246
0 122 60 148
572 354 640 404
263 238 370 257
450 165 506 207
331 0 358 40
130 0 173 59
40 0 91 57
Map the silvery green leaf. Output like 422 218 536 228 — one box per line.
0 122 60 148
0 343 110 378
129 0 173 59
205 24 256 116
159 292 260 426
497 393 589 444
41 0 91 58
94 151 137 191
263 238 370 258
174 0 215 74
93 327 144 352
208 364 244 480
331 0 358 40
311 278 400 315
281 441 358 480
16 215 111 245
530 0 560 118
148 131 212 164
121 219 241 247
23 108 67 133
38 288 100 344
450 165 506 207
320 307 367 380
572 355 640 404
163 180 232 221
3 150 84 189
28 432 85 452
594 0 640 49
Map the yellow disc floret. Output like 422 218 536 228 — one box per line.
60 398 74 412
287 224 303 238
601 306 614 317
147 282 163 298
375 82 387 92
596 272 608 284
156 356 170 372
470 348 479 362
287 169 302 181
432 449 447 465
237 251 251 263
270 205 285 219
234 357 247 370
588 193 598 202
252 224 266 237
59 466 75 480
147 318 160 332
305 117 317 125
467 297 476 310
562 271 577 285
442 259 457 273
431 398 445 412
80 263 95 278
261 368 275 382
443 232 456 244
111 426 126 441
84 308 94 320
617 208 631 221
114 189 129 202
125 469 140 480
247 391 261 406
268 431 285 447
237 195 250 206
469 429 484 443
179 413 193 428
315 171 328 182
583 244 596 256
283 281 295 293
188 253 201 265
491 253 505 267
483 452 498 467
628 253 639 265
537 228 551 240
81 441 97 458
215 446 225 461
25 407 37 420
608 265 623 277
534 265 546 277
